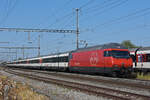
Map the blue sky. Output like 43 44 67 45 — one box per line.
0 0 150 61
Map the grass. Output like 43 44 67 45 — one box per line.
137 73 150 80
0 75 7 79
9 83 49 100
0 74 49 100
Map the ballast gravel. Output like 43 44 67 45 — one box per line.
0 70 111 100
12 70 150 97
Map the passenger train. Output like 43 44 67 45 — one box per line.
129 47 150 73
6 43 135 77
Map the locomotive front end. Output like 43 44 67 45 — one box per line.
104 49 135 77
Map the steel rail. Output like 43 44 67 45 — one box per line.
4 69 150 100
11 68 150 90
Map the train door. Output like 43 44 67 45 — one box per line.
103 50 112 73
137 54 144 68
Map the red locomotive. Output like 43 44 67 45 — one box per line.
69 43 133 77
6 43 135 77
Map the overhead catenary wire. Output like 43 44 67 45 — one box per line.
42 0 97 51
57 0 95 29
48 12 74 28
92 7 150 29
61 0 96 29
0 0 18 26
80 0 129 24
48 0 95 28
83 0 122 14
79 0 95 10
26 0 97 56
94 0 129 15
37 0 74 28
0 1 150 60
98 24 150 44
106 24 150 35
56 0 129 49
87 23 150 42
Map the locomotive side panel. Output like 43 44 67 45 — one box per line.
69 48 133 76
69 50 106 74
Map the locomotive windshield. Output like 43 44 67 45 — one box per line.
104 50 130 58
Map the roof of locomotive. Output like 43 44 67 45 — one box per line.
73 43 127 53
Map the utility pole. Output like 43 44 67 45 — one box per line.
38 35 40 56
22 45 24 59
28 32 31 42
76 8 79 49
15 50 17 60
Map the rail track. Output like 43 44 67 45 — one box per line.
8 67 150 91
3 68 150 100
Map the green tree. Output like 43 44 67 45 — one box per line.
121 40 138 48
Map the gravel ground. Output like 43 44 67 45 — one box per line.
0 73 49 100
0 70 111 100
35 72 150 97
12 69 150 97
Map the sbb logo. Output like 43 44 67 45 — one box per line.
90 52 99 65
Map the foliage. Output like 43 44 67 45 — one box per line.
121 40 139 48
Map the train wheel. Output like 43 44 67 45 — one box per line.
127 72 137 78
131 72 137 78
112 72 117 77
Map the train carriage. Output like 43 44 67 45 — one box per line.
129 47 150 73
7 52 69 71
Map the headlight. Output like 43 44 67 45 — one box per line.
113 64 118 67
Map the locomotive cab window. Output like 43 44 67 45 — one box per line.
104 50 130 58
104 51 111 57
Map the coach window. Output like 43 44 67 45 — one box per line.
30 60 39 63
52 57 58 62
60 56 68 62
23 61 27 64
146 54 150 62
65 56 69 62
43 58 52 63
20 61 23 64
